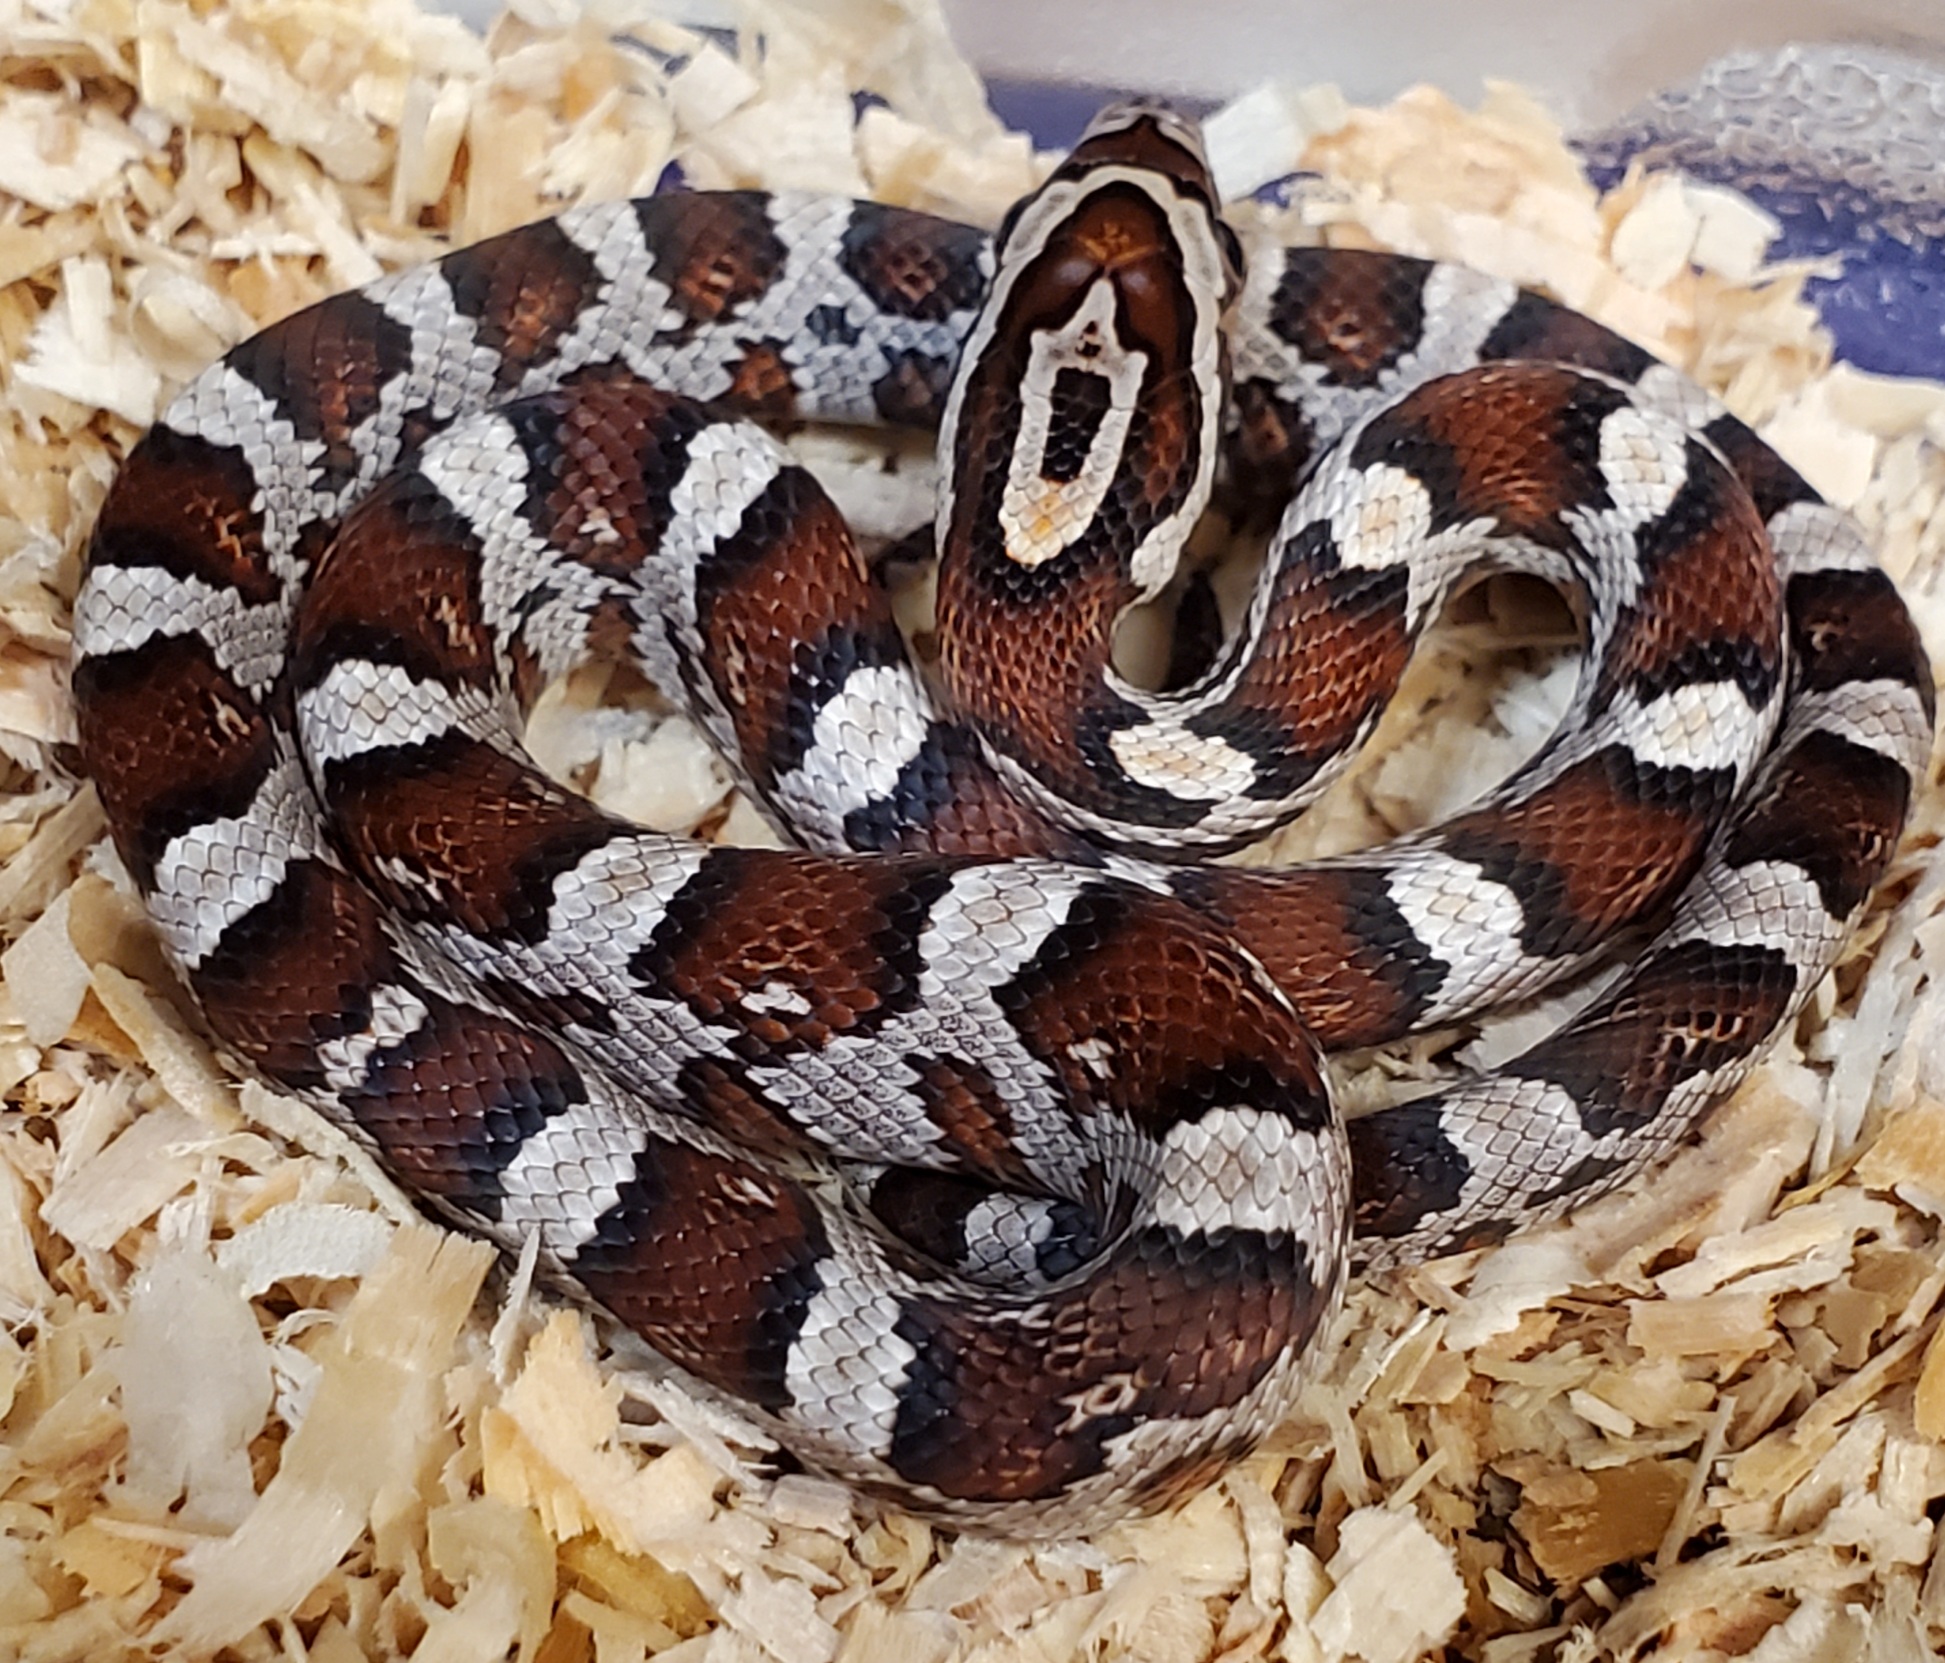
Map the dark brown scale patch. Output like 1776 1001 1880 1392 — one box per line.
886 1226 1318 1503
839 201 989 323
1726 730 1915 919
1181 866 1446 1050
1224 379 1318 528
636 192 788 328
993 883 1333 1135
1041 368 1114 483
1346 1099 1472 1241
947 558 1138 819
226 289 415 484
1477 288 1656 382
89 428 283 602
509 373 711 580
322 731 617 942
1508 939 1800 1136
628 851 954 1057
295 473 497 693
1789 566 1936 718
907 1054 1031 1186
1608 451 1781 703
343 991 587 1212
681 468 887 794
1439 747 1722 957
440 218 604 390
570 1137 831 1411
872 350 959 426
72 632 277 889
1351 362 1627 550
192 855 400 1086
1160 569 1225 691
1269 248 1428 387
724 339 800 420
840 721 1092 861
1214 536 1414 799
1700 415 1819 521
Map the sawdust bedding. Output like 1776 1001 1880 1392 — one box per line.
2 1 1944 1658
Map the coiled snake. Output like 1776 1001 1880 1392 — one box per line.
71 103 1933 1533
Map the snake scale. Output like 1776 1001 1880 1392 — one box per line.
70 102 1934 1533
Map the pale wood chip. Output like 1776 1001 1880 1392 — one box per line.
39 1102 212 1251
1310 1506 1465 1663
150 1226 494 1653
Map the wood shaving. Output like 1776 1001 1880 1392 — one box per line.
2 1 1944 1659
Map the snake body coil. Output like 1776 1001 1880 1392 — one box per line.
71 104 1933 1532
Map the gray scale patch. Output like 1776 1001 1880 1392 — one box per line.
958 1195 1068 1283
747 1046 943 1167
73 565 290 694
782 1253 919 1464
1784 679 1935 777
297 659 514 767
772 661 942 838
1767 499 1880 575
916 864 1089 993
1666 858 1832 958
629 423 789 688
364 265 501 490
1599 677 1772 779
1383 849 1557 1025
1632 361 1729 432
1437 1076 1604 1218
1557 403 1692 607
148 754 325 970
498 1090 659 1258
1151 1107 1344 1247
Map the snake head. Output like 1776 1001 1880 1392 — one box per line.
995 100 1242 304
938 100 1241 616
1045 100 1240 290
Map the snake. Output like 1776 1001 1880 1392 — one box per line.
69 101 1934 1535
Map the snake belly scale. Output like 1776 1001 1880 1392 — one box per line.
70 102 1933 1532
